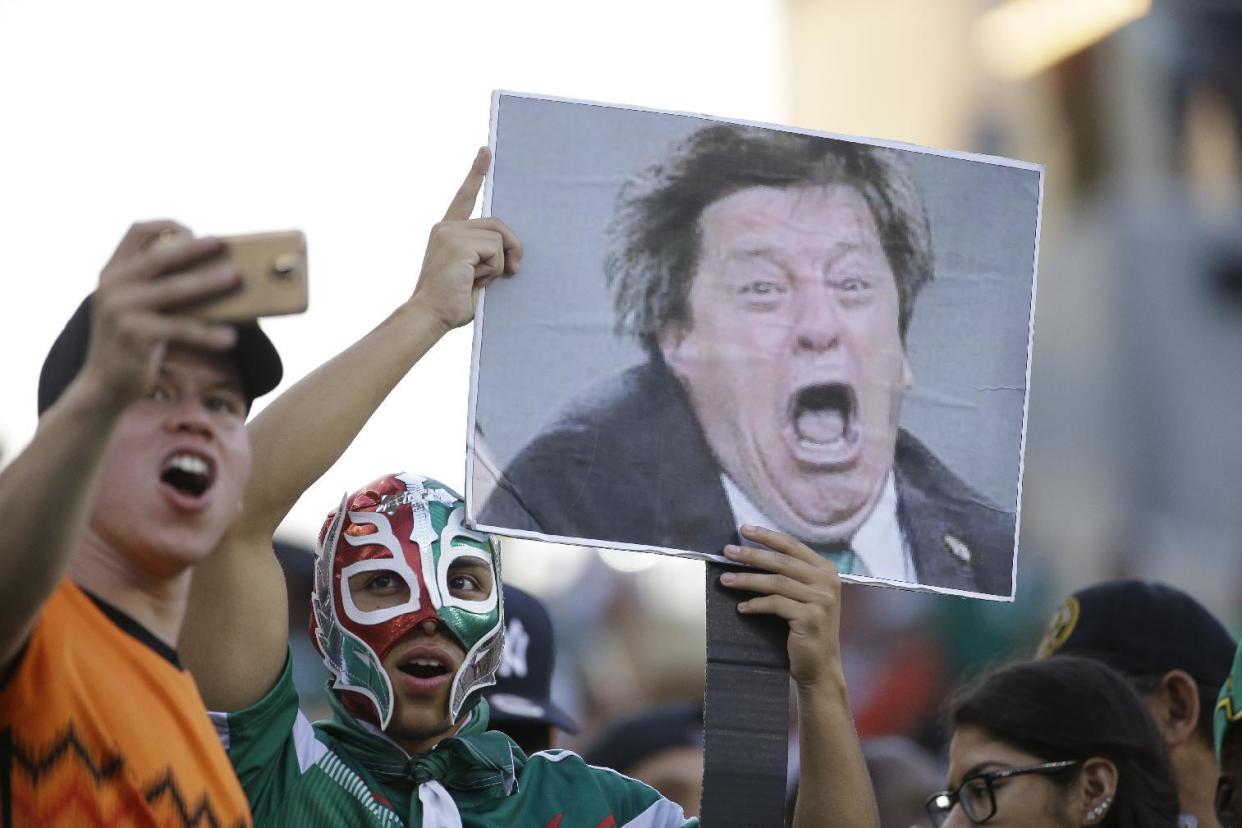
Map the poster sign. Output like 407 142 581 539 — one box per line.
467 91 1042 600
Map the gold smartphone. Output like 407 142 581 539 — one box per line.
157 230 309 322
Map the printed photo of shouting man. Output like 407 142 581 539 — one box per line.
472 95 1040 600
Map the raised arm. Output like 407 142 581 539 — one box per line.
0 223 241 672
720 526 881 828
181 148 522 712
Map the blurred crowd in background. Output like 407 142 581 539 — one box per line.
1 0 1239 824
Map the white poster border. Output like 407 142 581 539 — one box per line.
464 89 1045 603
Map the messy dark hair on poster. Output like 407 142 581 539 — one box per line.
606 123 934 351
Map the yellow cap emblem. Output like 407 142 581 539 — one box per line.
1035 596 1081 659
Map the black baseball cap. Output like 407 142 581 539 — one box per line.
583 702 703 774
37 294 283 416
1035 579 1236 691
483 585 578 734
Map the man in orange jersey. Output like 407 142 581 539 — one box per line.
0 223 279 827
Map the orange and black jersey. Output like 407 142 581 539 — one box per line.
0 580 251 828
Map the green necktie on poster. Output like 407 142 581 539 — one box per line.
819 547 869 577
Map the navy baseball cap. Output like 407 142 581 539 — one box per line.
38 294 283 416
583 702 703 774
483 585 578 734
1035 579 1236 692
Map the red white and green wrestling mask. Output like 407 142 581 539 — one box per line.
311 473 504 729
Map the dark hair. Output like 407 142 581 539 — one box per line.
949 656 1179 828
605 123 933 350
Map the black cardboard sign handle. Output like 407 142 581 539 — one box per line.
700 561 791 827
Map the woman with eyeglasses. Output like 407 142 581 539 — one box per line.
926 656 1179 827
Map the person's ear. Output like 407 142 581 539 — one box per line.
1078 757 1118 825
658 326 690 378
1154 669 1202 749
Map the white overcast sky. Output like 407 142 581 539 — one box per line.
0 0 787 578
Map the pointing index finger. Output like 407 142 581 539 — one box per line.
443 146 491 222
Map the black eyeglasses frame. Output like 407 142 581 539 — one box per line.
925 759 1082 826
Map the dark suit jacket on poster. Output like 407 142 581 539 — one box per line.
479 359 1015 597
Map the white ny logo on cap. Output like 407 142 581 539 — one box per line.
499 618 530 678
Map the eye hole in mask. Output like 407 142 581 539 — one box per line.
445 557 494 603
347 568 413 614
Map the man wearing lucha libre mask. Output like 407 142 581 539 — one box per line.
181 149 881 827
311 473 505 737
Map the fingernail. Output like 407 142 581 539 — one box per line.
741 524 756 534
720 572 735 585
724 545 740 558
214 325 238 346
737 601 750 613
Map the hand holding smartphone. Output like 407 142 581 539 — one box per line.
152 229 309 322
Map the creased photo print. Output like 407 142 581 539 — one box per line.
467 91 1042 601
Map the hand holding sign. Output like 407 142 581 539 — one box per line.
721 525 843 688
411 147 523 333
721 525 881 827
